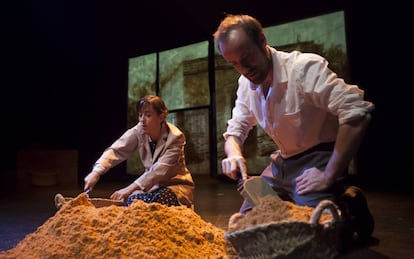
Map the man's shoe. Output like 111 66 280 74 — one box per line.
338 186 375 241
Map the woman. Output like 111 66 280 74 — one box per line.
84 95 194 208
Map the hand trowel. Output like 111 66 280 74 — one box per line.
237 176 282 206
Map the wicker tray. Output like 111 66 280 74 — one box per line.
224 200 341 259
54 193 124 209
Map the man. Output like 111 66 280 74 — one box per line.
214 14 375 243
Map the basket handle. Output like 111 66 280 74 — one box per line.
310 200 340 226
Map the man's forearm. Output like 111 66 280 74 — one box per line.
324 113 372 184
224 135 244 157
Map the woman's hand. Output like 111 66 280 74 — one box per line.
110 183 140 201
84 171 101 192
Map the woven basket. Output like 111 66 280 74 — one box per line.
224 200 341 259
54 193 124 209
87 198 125 208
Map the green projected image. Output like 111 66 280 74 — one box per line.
159 41 210 110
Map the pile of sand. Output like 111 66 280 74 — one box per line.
0 193 335 259
0 193 235 259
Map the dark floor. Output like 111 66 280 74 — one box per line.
0 175 413 259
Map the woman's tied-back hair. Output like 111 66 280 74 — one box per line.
213 14 265 52
136 95 169 118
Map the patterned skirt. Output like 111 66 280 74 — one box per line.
125 186 179 207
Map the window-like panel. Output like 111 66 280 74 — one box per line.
159 41 209 110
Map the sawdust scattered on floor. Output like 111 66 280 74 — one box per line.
0 193 236 259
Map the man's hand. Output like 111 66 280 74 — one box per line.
221 155 248 180
295 167 330 195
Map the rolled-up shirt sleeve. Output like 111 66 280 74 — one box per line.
223 77 257 143
298 53 375 125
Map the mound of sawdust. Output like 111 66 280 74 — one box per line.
0 193 236 259
228 195 334 232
